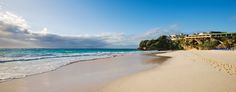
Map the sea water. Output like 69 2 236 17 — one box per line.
0 48 141 80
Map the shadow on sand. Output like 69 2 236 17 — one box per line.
144 52 172 64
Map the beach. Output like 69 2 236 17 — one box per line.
104 50 236 92
0 50 236 92
0 53 160 92
1 0 235 92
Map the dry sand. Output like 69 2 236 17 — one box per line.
103 50 236 92
0 54 161 92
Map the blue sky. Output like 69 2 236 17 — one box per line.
0 0 235 48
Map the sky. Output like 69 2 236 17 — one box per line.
0 0 235 48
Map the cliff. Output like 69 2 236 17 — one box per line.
138 35 236 50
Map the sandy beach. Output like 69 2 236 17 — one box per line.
1 0 235 92
1 50 236 92
104 50 236 92
0 54 161 92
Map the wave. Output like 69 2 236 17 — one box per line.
0 48 154 81
0 52 127 63
0 51 140 81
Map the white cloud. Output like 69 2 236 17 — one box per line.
69 32 137 48
140 24 180 40
97 32 137 47
0 11 38 48
0 12 29 30
39 27 48 35
0 11 137 48
0 11 180 48
96 32 125 43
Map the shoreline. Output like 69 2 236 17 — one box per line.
2 50 234 92
0 54 120 83
0 53 165 92
103 50 236 92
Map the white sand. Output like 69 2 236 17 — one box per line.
103 50 236 92
0 54 159 92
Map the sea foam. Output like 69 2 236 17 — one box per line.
0 51 136 81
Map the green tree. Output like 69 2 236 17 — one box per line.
138 40 148 50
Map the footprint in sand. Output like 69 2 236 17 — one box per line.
226 88 236 92
189 51 236 76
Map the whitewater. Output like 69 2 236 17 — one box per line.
0 48 142 81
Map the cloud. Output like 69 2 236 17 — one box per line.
0 12 109 48
139 24 180 40
0 11 180 48
0 2 3 10
71 32 137 48
0 12 36 48
39 28 48 35
33 34 109 48
0 12 29 30
0 38 39 48
0 11 136 48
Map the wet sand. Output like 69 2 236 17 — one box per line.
0 54 164 92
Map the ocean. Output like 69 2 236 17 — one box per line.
0 48 140 80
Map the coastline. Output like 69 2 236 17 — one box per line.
0 48 138 81
0 54 126 83
0 53 164 92
103 50 236 92
1 50 235 92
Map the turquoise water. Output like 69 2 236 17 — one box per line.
0 48 138 63
0 48 139 80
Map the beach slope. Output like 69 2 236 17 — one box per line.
0 54 159 92
103 50 236 92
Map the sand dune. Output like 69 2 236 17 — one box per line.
103 50 236 92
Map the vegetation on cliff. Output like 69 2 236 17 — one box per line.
138 35 183 50
138 35 236 50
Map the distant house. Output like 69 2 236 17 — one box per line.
169 33 187 40
184 31 236 39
